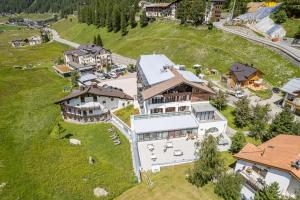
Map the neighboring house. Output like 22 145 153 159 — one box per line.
78 73 99 86
138 0 151 8
132 54 229 171
144 0 181 20
234 134 300 200
281 78 300 116
64 44 112 70
11 39 26 48
53 65 74 77
255 16 286 39
205 0 227 23
55 84 133 123
28 36 42 46
227 63 264 89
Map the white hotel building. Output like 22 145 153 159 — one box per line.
131 54 229 171
234 135 300 200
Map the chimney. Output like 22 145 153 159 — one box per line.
79 85 85 91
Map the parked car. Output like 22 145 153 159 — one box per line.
109 72 117 79
95 72 106 80
272 87 281 94
235 90 246 98
104 73 111 79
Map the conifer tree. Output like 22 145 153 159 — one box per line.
106 4 113 32
129 8 137 28
112 5 121 32
96 34 103 46
121 11 128 36
140 10 148 28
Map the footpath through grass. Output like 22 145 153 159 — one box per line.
52 17 300 86
0 27 135 200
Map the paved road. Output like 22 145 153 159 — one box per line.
48 28 136 66
214 22 300 65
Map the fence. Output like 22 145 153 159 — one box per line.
111 113 141 183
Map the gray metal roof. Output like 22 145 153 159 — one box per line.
138 54 175 86
281 78 300 95
178 70 204 83
192 103 217 113
79 74 97 83
132 112 198 134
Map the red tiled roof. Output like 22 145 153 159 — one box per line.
234 134 300 180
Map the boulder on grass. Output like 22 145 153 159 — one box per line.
69 138 81 145
93 187 108 197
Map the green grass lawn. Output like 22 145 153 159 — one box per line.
220 105 249 131
281 18 300 38
0 13 55 23
113 105 140 126
0 26 135 200
51 17 300 86
117 152 235 200
249 88 273 100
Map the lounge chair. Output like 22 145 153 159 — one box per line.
111 135 118 140
114 141 121 145
147 144 154 151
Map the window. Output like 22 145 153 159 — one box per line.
179 106 188 112
67 100 70 104
111 97 114 101
93 96 97 102
165 107 176 112
89 110 93 114
102 100 106 104
81 96 85 103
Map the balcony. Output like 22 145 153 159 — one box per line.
238 169 265 191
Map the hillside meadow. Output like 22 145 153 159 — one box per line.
0 25 135 200
52 17 300 86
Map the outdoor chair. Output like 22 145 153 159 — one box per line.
114 140 121 145
111 135 118 140
147 144 154 151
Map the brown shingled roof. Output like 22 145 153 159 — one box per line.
55 85 134 104
234 134 300 180
142 69 215 100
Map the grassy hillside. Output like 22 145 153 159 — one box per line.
282 18 300 38
52 17 300 86
0 26 135 200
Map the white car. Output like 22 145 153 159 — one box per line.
109 72 117 79
235 90 246 98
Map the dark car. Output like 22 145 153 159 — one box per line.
104 73 111 79
272 87 281 94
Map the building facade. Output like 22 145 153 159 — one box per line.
205 0 227 23
144 0 181 20
281 78 300 116
132 54 229 171
56 84 133 123
234 135 300 199
64 44 112 70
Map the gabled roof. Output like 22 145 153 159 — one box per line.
142 69 215 100
55 85 134 104
234 134 300 180
281 78 300 95
230 63 261 82
64 44 111 57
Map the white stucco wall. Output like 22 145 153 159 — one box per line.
66 95 132 113
265 168 292 194
235 160 298 198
